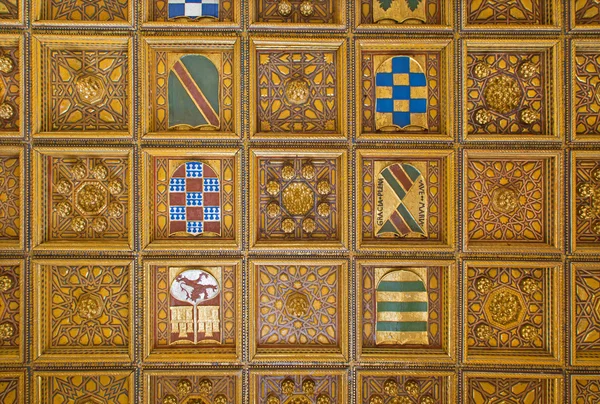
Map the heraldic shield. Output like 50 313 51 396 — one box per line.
168 0 219 20
373 0 428 24
375 55 428 131
375 162 428 238
169 161 222 236
376 268 429 345
168 54 220 130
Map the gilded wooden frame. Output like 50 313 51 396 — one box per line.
141 147 242 251
31 146 135 252
354 0 453 31
462 372 563 404
143 369 243 404
32 0 135 27
249 147 348 251
569 261 600 367
461 39 562 142
356 259 456 364
250 369 348 404
462 259 563 366
461 0 561 30
249 38 348 140
355 38 454 142
571 40 600 143
141 0 241 29
0 370 25 404
249 258 349 362
0 146 24 251
356 370 456 403
140 36 242 140
249 0 347 30
462 149 563 254
143 258 243 363
356 148 455 252
0 258 24 364
32 258 135 364
0 35 24 139
31 35 134 139
34 370 134 404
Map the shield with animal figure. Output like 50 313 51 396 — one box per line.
169 269 221 344
168 161 222 237
375 55 428 131
375 162 428 238
168 54 220 130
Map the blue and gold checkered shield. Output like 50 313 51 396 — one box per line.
375 56 428 131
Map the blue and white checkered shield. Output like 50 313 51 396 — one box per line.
168 0 219 19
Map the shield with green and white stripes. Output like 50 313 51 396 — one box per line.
375 269 429 345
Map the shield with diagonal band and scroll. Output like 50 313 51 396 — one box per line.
375 162 428 238
168 54 220 130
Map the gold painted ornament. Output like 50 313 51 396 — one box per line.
0 55 13 74
0 103 13 120
277 0 293 16
484 75 522 114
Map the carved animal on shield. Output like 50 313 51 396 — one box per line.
175 273 217 302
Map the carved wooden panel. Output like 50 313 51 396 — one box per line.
0 372 23 404
144 259 241 362
357 39 453 141
1 1 597 402
357 149 454 251
463 150 562 253
35 371 133 403
250 149 347 250
0 147 21 249
250 259 348 361
357 260 455 363
0 260 21 363
357 0 450 28
32 147 133 251
463 373 562 404
464 260 562 365
250 39 346 139
34 0 132 25
463 0 558 27
358 371 455 404
145 371 241 404
33 36 132 138
463 40 561 141
33 259 133 363
250 370 347 404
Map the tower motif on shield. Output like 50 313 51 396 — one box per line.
168 161 222 236
373 0 427 24
376 268 429 345
168 0 219 20
375 162 428 238
168 54 220 130
375 55 428 131
169 268 222 345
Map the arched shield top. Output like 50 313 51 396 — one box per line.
373 0 427 24
169 54 220 130
375 55 428 131
375 162 428 238
376 269 428 345
168 161 222 237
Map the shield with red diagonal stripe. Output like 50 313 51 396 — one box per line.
168 161 222 236
168 54 220 130
375 162 428 238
